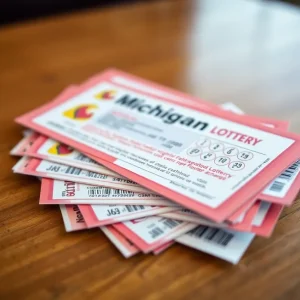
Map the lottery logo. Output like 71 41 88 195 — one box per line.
63 104 98 120
94 90 116 100
48 143 74 155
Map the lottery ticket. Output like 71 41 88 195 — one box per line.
79 204 180 227
27 135 119 176
16 69 300 222
226 198 257 223
59 204 87 232
59 204 140 257
100 225 140 258
161 200 260 232
17 103 298 209
13 156 151 193
250 203 283 237
40 178 178 206
10 131 40 156
113 216 197 253
176 225 255 264
30 133 300 207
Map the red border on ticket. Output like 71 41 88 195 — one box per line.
251 203 283 237
15 69 300 222
259 172 300 206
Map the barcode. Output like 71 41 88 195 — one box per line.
149 227 164 239
87 188 134 197
88 188 112 196
269 160 300 192
74 153 97 164
125 205 145 212
65 166 82 175
148 219 182 239
162 219 182 229
181 209 193 213
278 161 300 180
188 226 234 247
269 181 285 192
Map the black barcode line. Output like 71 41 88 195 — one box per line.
88 188 112 196
87 188 134 197
65 166 82 175
162 219 182 229
278 161 300 181
149 227 164 239
74 153 96 163
269 181 285 192
125 205 145 212
113 189 134 195
86 171 107 179
269 161 300 192
188 226 234 247
181 209 193 213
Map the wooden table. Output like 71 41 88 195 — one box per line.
1 0 300 299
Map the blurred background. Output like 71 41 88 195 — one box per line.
0 0 299 26
0 0 142 25
1 0 300 126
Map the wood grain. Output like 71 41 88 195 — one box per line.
1 0 300 299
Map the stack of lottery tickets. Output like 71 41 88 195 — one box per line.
11 69 300 264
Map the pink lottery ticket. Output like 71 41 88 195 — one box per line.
79 204 180 228
219 202 282 237
59 204 140 257
100 225 140 258
59 204 177 257
229 202 261 231
40 178 179 206
28 131 298 208
59 204 87 232
161 200 260 232
12 156 151 193
226 198 257 223
250 203 283 237
16 69 300 222
10 131 40 156
14 104 297 210
26 135 119 177
113 216 197 253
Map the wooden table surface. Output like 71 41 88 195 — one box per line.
1 0 300 299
